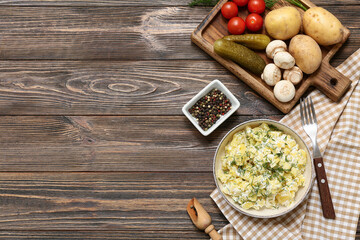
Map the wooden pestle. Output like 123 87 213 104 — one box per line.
186 198 222 240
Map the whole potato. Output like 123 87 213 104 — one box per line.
289 35 322 74
265 7 301 40
303 7 344 46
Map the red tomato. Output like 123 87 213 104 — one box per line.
245 13 263 32
248 0 265 14
233 0 249 7
228 17 246 35
221 2 239 19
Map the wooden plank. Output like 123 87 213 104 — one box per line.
0 6 208 60
0 6 358 60
0 115 281 172
0 231 210 239
0 0 193 6
0 229 358 239
0 172 226 231
0 172 358 236
0 230 358 239
0 0 358 6
0 60 280 115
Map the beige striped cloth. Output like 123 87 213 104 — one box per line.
211 48 360 240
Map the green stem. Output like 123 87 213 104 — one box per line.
264 0 279 9
188 0 219 7
285 0 308 11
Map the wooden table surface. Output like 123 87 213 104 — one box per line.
0 0 358 239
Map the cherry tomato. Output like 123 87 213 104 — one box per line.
248 0 265 14
245 13 263 32
228 17 246 35
221 2 238 19
233 0 249 7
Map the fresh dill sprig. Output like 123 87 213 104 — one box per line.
265 0 308 11
264 0 278 9
275 152 284 158
268 124 280 131
189 0 219 7
285 0 308 11
231 159 237 166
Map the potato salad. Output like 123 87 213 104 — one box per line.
217 123 307 210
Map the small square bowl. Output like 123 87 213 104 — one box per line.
182 79 240 136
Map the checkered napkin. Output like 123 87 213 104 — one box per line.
211 48 360 240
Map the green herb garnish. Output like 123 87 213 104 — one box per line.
266 131 271 138
188 0 219 7
269 124 280 131
275 152 283 158
262 162 271 170
231 159 236 166
264 0 278 8
285 0 308 11
264 0 308 11
273 166 285 172
238 166 245 175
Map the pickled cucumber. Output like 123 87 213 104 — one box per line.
222 34 270 50
214 39 266 75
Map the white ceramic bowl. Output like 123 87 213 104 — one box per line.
213 119 314 218
182 80 240 136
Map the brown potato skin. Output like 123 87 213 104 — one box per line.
289 35 322 74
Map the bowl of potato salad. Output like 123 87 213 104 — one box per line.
214 119 314 218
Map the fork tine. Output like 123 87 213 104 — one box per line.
306 97 313 124
309 96 317 124
303 98 309 124
300 98 305 126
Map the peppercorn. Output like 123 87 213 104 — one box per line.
188 89 232 131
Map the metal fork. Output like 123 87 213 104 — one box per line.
300 96 336 219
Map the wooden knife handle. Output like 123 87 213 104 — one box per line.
314 157 336 219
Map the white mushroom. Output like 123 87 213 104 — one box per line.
261 63 281 86
274 52 295 69
283 66 303 85
266 40 287 59
273 80 295 103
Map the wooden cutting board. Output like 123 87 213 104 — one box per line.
191 0 352 113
